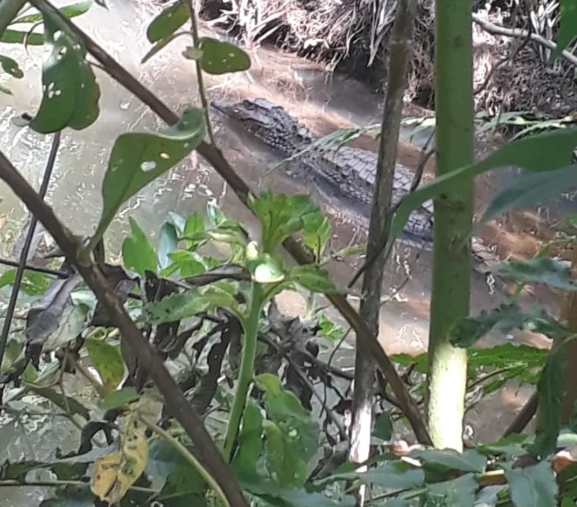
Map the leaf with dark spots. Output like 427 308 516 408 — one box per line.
451 304 571 348
25 274 83 365
477 164 577 229
30 15 100 133
122 217 157 276
26 384 90 419
484 258 577 291
195 37 251 75
157 221 179 271
391 128 577 243
94 107 205 244
505 460 557 507
146 0 189 43
531 344 567 458
84 338 125 394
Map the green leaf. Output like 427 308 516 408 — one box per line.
143 286 235 324
551 0 577 61
425 473 477 507
0 30 44 45
232 402 264 481
98 387 140 410
290 265 338 294
30 15 100 133
0 55 23 78
165 250 206 277
505 460 557 507
94 108 205 243
184 212 205 237
142 32 179 64
26 384 90 419
196 37 251 75
302 211 332 258
474 486 506 507
84 338 125 394
359 461 425 489
485 258 577 291
410 448 487 473
122 217 158 276
478 165 577 229
13 0 94 23
250 191 320 252
391 128 577 243
146 1 189 43
451 304 571 348
531 345 567 458
373 411 393 440
0 269 52 295
256 373 320 487
158 221 179 271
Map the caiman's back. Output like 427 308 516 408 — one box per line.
211 97 435 249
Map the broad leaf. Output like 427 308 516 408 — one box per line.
426 473 477 507
122 217 158 276
0 30 44 45
157 221 179 271
391 128 577 242
505 460 557 507
410 448 487 473
290 265 338 294
98 387 140 410
84 338 125 394
551 0 577 61
474 486 506 507
30 15 100 132
373 411 393 440
195 37 251 75
94 108 205 243
478 164 577 228
146 1 189 43
0 269 51 295
166 250 206 277
232 402 264 481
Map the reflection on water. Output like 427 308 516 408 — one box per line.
0 1 568 494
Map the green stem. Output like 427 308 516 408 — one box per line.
140 416 230 507
222 282 265 461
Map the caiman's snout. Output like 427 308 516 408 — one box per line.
210 99 231 115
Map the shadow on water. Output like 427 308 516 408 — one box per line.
0 1 571 497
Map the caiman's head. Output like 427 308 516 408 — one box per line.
211 97 312 155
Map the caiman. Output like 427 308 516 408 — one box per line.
211 97 499 267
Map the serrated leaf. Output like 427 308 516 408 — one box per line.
410 448 487 473
84 338 125 395
197 38 250 75
122 217 157 276
1 30 44 45
532 345 567 458
505 460 558 507
143 286 235 324
94 108 205 242
451 304 571 348
485 258 577 291
146 1 189 43
478 165 577 228
0 55 23 78
551 0 577 61
290 265 337 294
391 128 577 243
98 387 140 410
30 15 100 133
158 221 179 271
426 473 477 507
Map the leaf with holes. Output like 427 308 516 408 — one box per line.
478 164 577 229
290 265 337 294
146 1 189 43
122 217 157 276
391 128 577 243
0 55 23 78
94 108 205 243
505 460 557 507
195 38 251 75
551 0 577 62
84 338 125 395
29 15 100 133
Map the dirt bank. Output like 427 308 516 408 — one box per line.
199 0 577 118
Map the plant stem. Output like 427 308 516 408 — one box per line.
0 0 27 39
184 0 216 145
140 416 229 507
223 282 264 461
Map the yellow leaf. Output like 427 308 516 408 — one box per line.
91 415 149 503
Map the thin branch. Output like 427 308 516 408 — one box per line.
0 257 67 278
0 131 60 367
0 151 249 507
471 13 577 67
31 0 431 446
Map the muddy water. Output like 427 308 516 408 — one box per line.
0 1 570 499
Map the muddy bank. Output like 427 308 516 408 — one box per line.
198 0 577 117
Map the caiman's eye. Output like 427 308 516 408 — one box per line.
242 100 255 110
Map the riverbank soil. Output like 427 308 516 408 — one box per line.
199 0 577 117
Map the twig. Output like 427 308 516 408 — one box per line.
0 131 60 369
0 151 249 507
31 0 430 446
0 257 68 278
471 13 577 67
